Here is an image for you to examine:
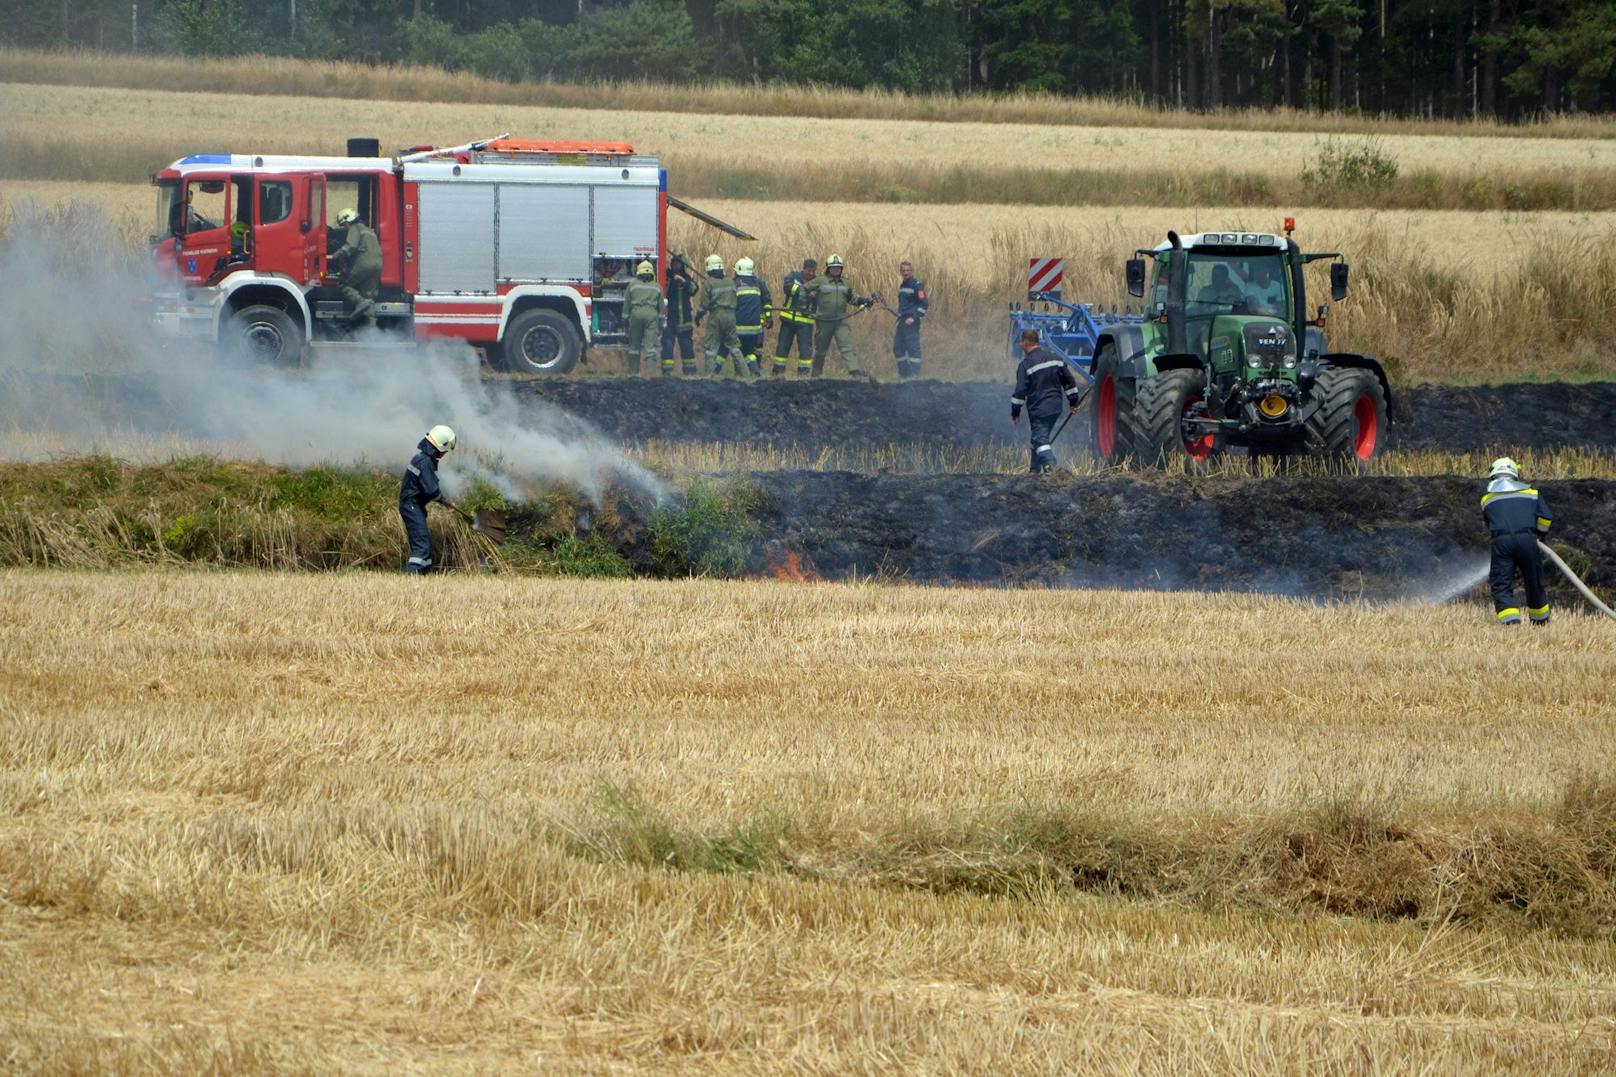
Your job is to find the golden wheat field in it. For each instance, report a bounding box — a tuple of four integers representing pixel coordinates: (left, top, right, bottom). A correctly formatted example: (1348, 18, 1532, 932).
(5, 79, 1616, 182)
(3, 571, 1615, 1071)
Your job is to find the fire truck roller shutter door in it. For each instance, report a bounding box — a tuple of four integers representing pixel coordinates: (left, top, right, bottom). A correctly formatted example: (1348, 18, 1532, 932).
(592, 186, 658, 259)
(498, 185, 590, 282)
(417, 183, 495, 293)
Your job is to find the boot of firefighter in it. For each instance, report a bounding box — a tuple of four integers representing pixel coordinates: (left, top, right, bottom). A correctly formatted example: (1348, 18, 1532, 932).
(747, 356, 762, 377)
(772, 361, 786, 377)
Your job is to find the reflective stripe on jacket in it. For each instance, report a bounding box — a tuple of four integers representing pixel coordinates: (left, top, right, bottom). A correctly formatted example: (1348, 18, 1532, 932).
(734, 274, 773, 332)
(1482, 477, 1552, 535)
(1011, 347, 1081, 418)
(780, 272, 814, 323)
(897, 276, 928, 318)
(400, 442, 442, 508)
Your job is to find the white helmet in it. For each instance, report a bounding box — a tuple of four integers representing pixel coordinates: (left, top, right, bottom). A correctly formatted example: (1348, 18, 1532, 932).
(425, 424, 456, 452)
(734, 256, 755, 276)
(1489, 457, 1519, 479)
(336, 208, 359, 226)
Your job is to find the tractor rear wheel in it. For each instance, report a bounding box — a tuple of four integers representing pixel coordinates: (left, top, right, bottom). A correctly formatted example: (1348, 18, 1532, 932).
(1305, 367, 1386, 466)
(1089, 344, 1136, 464)
(1133, 369, 1217, 463)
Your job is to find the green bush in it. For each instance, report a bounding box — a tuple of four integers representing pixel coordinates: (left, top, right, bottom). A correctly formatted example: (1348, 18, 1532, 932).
(1301, 137, 1400, 199)
(647, 477, 766, 577)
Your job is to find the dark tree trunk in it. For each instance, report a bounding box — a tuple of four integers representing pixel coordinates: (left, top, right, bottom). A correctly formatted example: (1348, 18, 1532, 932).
(1330, 35, 1343, 110)
(1452, 5, 1466, 117)
(1480, 0, 1499, 115)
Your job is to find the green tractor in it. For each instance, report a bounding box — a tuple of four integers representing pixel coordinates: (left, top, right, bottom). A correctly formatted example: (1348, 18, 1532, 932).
(1089, 227, 1389, 465)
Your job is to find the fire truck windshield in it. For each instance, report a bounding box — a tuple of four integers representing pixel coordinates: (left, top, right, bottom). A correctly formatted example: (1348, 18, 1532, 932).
(153, 180, 182, 240)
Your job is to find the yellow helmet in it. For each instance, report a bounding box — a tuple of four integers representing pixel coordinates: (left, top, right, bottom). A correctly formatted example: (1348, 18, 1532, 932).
(1489, 457, 1520, 479)
(425, 424, 456, 452)
(336, 208, 359, 226)
(825, 254, 845, 269)
(734, 256, 755, 276)
(705, 254, 724, 273)
(636, 260, 654, 278)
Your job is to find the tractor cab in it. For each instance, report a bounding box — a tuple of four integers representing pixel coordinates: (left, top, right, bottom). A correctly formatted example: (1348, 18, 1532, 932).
(1092, 224, 1385, 464)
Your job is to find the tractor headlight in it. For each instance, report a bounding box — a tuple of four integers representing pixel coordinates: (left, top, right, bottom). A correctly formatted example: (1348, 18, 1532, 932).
(1283, 356, 1297, 369)
(1248, 355, 1263, 369)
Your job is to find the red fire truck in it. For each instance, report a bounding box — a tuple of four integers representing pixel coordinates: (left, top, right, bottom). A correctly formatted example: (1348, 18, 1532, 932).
(149, 135, 749, 372)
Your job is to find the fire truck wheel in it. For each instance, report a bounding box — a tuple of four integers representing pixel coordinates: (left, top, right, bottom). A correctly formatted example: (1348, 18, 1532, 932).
(501, 308, 581, 374)
(223, 305, 304, 366)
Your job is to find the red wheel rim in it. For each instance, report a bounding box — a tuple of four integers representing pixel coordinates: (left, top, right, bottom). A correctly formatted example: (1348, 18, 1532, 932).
(1182, 393, 1214, 460)
(1096, 376, 1117, 458)
(1352, 394, 1378, 459)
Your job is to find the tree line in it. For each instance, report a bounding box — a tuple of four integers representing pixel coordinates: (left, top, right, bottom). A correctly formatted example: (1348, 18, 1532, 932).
(7, 0, 1613, 117)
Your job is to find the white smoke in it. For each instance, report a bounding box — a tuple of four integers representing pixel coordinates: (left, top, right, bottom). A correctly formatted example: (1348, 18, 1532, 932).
(0, 201, 665, 506)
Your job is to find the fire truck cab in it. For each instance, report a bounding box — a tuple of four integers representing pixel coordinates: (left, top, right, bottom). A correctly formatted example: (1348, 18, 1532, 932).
(149, 136, 704, 373)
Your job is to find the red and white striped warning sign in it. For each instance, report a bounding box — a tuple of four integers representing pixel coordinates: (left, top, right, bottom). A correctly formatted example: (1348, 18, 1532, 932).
(1028, 257, 1065, 299)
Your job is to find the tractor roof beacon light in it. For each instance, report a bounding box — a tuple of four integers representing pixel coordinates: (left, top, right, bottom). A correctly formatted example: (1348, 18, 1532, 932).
(1284, 216, 1296, 236)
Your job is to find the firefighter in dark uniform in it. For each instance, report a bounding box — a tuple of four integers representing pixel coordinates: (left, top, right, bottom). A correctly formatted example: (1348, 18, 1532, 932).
(1482, 457, 1553, 625)
(733, 256, 773, 378)
(894, 259, 928, 380)
(660, 253, 701, 377)
(331, 208, 382, 326)
(1010, 329, 1082, 472)
(400, 425, 457, 574)
(774, 258, 817, 377)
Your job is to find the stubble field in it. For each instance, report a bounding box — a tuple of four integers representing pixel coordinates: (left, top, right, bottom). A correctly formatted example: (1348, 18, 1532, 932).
(3, 571, 1615, 1071)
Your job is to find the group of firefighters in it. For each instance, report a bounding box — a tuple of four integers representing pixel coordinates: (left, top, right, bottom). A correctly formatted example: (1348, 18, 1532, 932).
(619, 253, 929, 381)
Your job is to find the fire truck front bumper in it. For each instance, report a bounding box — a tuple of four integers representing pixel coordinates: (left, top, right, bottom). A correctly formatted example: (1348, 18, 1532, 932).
(150, 290, 218, 340)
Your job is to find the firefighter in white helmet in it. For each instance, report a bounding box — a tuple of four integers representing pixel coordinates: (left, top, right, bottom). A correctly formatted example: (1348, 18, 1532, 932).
(622, 260, 664, 377)
(1482, 457, 1553, 625)
(400, 425, 457, 575)
(732, 256, 772, 378)
(331, 207, 383, 327)
(807, 254, 872, 378)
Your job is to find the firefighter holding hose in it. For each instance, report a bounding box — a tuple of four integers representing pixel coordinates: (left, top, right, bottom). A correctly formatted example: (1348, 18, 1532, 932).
(1010, 329, 1082, 473)
(808, 254, 871, 378)
(1483, 457, 1553, 625)
(774, 258, 817, 377)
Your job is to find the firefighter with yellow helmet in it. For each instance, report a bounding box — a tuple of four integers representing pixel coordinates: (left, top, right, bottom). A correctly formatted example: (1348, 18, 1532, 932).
(807, 253, 872, 378)
(696, 253, 746, 376)
(621, 260, 663, 376)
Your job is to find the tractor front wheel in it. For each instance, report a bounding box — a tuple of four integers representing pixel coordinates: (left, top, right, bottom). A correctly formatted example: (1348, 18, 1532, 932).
(1134, 369, 1217, 463)
(1305, 367, 1386, 466)
(1089, 344, 1136, 464)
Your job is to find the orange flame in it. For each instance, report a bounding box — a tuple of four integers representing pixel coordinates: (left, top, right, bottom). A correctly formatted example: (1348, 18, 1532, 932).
(764, 542, 816, 583)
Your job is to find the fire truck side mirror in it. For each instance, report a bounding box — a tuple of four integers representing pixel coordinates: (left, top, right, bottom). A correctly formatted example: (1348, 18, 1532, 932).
(1330, 261, 1349, 301)
(1125, 258, 1146, 298)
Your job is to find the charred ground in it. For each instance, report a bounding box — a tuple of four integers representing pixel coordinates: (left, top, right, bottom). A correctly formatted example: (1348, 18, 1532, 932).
(513, 378, 1616, 453)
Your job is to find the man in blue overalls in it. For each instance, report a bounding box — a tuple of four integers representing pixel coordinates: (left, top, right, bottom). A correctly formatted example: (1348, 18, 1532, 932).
(400, 424, 457, 574)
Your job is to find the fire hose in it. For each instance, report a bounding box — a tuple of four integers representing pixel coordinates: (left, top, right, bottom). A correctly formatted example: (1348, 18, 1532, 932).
(1538, 541, 1616, 622)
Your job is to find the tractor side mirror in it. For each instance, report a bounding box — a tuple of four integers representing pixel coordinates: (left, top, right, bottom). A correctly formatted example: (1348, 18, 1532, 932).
(1125, 258, 1146, 298)
(1330, 262, 1349, 301)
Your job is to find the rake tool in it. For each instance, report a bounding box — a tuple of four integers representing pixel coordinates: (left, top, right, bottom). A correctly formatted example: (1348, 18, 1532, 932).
(445, 503, 508, 544)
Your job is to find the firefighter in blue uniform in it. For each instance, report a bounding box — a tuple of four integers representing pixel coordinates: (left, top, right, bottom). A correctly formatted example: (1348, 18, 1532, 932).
(733, 256, 773, 378)
(400, 425, 457, 574)
(1482, 457, 1553, 625)
(894, 259, 928, 379)
(774, 258, 817, 377)
(1010, 329, 1082, 473)
(659, 253, 701, 377)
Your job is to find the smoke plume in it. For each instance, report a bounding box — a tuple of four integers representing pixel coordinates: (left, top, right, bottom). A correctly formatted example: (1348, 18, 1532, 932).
(0, 202, 664, 505)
